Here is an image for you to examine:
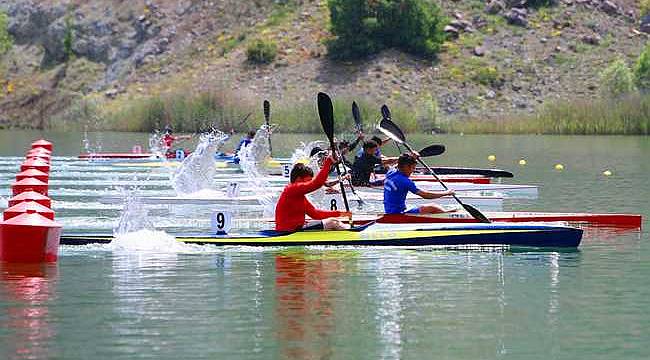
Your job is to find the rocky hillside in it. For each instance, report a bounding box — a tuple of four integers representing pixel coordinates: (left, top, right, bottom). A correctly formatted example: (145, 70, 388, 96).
(0, 0, 647, 129)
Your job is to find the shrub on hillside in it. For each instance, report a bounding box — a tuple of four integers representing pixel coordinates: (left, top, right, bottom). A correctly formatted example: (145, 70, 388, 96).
(634, 43, 650, 92)
(327, 0, 446, 60)
(246, 39, 277, 64)
(641, 0, 650, 16)
(0, 11, 13, 56)
(600, 58, 636, 98)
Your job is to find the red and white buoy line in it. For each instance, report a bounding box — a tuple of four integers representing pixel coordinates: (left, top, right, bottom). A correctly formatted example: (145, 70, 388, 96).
(0, 139, 62, 263)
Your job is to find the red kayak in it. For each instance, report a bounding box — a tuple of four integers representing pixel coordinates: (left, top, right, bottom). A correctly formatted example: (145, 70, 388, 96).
(375, 174, 491, 184)
(78, 151, 189, 159)
(372, 212, 642, 228)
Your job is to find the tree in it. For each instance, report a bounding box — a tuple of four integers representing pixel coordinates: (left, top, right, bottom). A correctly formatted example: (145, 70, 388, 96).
(600, 58, 635, 98)
(0, 11, 13, 56)
(634, 43, 650, 92)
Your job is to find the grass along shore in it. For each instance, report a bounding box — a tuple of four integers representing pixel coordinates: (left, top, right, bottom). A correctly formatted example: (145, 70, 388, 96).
(53, 88, 650, 136)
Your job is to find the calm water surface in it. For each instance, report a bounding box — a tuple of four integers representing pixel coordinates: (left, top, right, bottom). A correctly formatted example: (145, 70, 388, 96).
(0, 130, 648, 359)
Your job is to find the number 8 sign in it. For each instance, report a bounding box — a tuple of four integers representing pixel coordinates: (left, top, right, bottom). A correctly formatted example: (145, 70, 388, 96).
(211, 210, 233, 234)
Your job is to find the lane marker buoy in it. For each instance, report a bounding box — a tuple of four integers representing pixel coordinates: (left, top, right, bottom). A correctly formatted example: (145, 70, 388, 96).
(555, 164, 564, 171)
(488, 155, 496, 162)
(519, 159, 527, 166)
(603, 170, 612, 176)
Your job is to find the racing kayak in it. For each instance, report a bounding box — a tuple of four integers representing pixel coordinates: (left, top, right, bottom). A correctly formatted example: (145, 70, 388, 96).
(372, 212, 642, 228)
(376, 166, 514, 178)
(59, 223, 583, 248)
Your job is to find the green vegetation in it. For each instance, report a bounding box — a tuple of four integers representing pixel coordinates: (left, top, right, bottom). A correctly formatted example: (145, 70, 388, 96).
(641, 0, 650, 16)
(63, 10, 74, 61)
(246, 38, 277, 64)
(633, 43, 650, 92)
(442, 94, 650, 135)
(0, 11, 13, 56)
(600, 58, 635, 98)
(327, 0, 446, 60)
(59, 87, 421, 133)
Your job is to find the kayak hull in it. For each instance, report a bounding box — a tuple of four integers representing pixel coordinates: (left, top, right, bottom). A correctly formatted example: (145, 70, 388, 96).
(60, 224, 583, 248)
(375, 212, 643, 228)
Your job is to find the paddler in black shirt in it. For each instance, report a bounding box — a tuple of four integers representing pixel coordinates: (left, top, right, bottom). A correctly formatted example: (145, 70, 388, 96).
(351, 140, 397, 186)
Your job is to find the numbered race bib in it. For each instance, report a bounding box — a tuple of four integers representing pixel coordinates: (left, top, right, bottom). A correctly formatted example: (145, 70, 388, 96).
(175, 149, 186, 160)
(211, 210, 233, 234)
(226, 182, 241, 198)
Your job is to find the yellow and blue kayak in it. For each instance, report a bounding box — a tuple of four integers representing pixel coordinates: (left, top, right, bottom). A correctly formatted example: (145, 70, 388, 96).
(60, 223, 582, 248)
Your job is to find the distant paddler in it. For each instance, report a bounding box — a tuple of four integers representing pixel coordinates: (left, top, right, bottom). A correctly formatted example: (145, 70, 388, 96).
(161, 125, 192, 156)
(384, 153, 455, 214)
(232, 129, 257, 164)
(351, 140, 398, 187)
(275, 151, 351, 231)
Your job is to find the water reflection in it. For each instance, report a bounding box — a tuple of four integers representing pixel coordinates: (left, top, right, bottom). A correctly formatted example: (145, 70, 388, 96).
(0, 263, 58, 360)
(274, 250, 354, 360)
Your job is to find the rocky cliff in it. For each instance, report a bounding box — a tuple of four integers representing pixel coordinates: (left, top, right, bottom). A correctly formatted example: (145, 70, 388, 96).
(0, 0, 647, 129)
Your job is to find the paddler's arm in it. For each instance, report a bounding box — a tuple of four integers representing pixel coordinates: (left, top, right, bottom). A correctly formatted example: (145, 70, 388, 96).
(416, 189, 455, 199)
(349, 133, 363, 151)
(293, 155, 335, 194)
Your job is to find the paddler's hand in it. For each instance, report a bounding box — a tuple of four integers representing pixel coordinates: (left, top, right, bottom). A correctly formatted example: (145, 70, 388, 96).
(442, 190, 455, 197)
(328, 151, 339, 164)
(412, 151, 421, 159)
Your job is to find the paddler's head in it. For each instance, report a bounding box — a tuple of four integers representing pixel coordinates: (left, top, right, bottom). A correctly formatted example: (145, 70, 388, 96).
(290, 163, 314, 183)
(164, 125, 173, 135)
(247, 130, 256, 139)
(397, 153, 417, 176)
(371, 136, 384, 147)
(363, 140, 378, 156)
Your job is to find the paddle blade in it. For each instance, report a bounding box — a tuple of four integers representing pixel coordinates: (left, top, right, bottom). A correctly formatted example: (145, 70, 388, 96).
(263, 100, 270, 123)
(352, 101, 362, 132)
(378, 118, 406, 144)
(381, 104, 391, 120)
(317, 92, 335, 143)
(462, 203, 491, 223)
(419, 144, 445, 157)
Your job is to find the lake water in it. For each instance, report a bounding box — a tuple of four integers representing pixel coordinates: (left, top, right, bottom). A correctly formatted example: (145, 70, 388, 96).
(0, 130, 648, 359)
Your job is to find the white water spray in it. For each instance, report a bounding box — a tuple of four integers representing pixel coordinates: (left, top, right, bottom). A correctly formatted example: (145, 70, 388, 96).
(171, 130, 229, 195)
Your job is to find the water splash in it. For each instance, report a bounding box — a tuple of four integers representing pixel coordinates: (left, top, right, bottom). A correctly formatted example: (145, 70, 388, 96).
(238, 125, 279, 216)
(171, 130, 229, 195)
(148, 130, 164, 156)
(113, 190, 154, 236)
(108, 229, 189, 253)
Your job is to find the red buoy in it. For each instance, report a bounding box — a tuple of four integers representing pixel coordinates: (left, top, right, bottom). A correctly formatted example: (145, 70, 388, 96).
(27, 148, 52, 157)
(16, 169, 49, 183)
(0, 211, 62, 263)
(3, 200, 55, 221)
(11, 178, 48, 196)
(20, 158, 50, 173)
(8, 191, 51, 208)
(31, 139, 53, 152)
(25, 154, 51, 163)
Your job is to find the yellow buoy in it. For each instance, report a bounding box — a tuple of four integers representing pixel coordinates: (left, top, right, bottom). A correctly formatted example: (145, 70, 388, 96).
(519, 159, 527, 166)
(603, 170, 612, 176)
(488, 155, 496, 162)
(555, 164, 564, 171)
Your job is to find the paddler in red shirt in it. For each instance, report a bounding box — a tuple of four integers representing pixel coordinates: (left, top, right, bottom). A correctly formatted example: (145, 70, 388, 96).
(275, 151, 351, 231)
(161, 126, 191, 155)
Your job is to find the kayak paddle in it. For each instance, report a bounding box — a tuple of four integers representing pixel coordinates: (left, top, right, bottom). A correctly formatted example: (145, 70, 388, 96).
(378, 117, 491, 223)
(317, 92, 352, 221)
(381, 104, 403, 153)
(419, 144, 445, 157)
(263, 100, 272, 156)
(352, 101, 363, 133)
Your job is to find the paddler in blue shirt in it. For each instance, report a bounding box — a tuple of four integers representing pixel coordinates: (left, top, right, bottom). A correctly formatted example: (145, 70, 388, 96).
(384, 153, 455, 214)
(233, 130, 256, 164)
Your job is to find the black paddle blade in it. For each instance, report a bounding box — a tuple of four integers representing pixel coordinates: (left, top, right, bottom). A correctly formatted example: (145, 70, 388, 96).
(263, 100, 270, 122)
(462, 203, 491, 223)
(381, 104, 391, 120)
(419, 144, 445, 157)
(378, 118, 406, 143)
(317, 92, 335, 142)
(352, 101, 362, 132)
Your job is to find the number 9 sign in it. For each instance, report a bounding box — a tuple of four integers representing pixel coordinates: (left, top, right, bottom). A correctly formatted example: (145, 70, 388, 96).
(211, 210, 233, 234)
